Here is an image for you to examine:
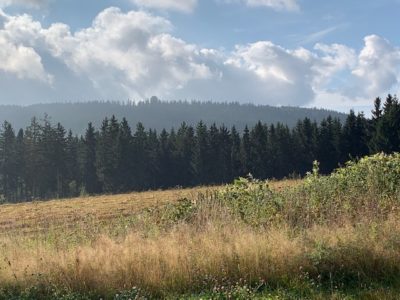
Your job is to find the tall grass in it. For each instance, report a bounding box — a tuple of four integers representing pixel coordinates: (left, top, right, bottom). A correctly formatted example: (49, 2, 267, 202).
(1, 153, 400, 299)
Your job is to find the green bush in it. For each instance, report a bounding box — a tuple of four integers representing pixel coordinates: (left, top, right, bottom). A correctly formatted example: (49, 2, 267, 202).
(214, 153, 400, 227)
(217, 176, 283, 226)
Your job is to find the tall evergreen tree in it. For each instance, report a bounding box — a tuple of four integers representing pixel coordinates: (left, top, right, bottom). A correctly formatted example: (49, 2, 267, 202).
(132, 122, 149, 190)
(230, 126, 242, 179)
(24, 117, 42, 199)
(371, 95, 400, 153)
(117, 118, 133, 192)
(0, 121, 17, 201)
(82, 123, 100, 194)
(218, 125, 233, 183)
(194, 121, 209, 184)
(65, 130, 80, 196)
(240, 125, 251, 175)
(14, 129, 25, 199)
(249, 121, 269, 178)
(176, 123, 195, 186)
(317, 117, 340, 174)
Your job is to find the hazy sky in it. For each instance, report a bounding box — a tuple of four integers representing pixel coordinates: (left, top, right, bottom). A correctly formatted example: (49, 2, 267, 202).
(0, 0, 399, 112)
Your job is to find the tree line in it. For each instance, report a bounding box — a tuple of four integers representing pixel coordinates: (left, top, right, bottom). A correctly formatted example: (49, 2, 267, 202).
(0, 97, 346, 135)
(0, 95, 399, 203)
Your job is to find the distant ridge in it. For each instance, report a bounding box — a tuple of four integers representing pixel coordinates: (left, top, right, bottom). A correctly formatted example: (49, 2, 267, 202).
(0, 99, 347, 133)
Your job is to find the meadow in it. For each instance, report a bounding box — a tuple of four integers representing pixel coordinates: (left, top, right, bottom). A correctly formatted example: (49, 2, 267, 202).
(1, 154, 400, 299)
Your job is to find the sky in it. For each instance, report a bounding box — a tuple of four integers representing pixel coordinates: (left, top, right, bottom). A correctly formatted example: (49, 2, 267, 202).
(0, 0, 399, 113)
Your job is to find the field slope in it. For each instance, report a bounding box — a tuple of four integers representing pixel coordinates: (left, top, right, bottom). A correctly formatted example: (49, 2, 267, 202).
(1, 155, 400, 299)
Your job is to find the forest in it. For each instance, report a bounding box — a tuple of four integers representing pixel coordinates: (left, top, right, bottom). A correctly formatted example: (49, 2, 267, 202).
(0, 95, 399, 203)
(0, 98, 346, 134)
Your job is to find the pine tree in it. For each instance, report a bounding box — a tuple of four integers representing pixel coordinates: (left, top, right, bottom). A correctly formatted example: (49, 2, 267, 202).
(317, 117, 340, 174)
(97, 116, 120, 192)
(82, 122, 100, 194)
(249, 121, 269, 179)
(65, 130, 80, 197)
(372, 97, 382, 121)
(208, 123, 221, 184)
(54, 123, 67, 197)
(146, 129, 160, 189)
(24, 117, 42, 199)
(117, 118, 133, 192)
(0, 121, 17, 201)
(15, 129, 25, 200)
(132, 122, 149, 190)
(194, 121, 209, 184)
(371, 95, 400, 153)
(240, 125, 251, 175)
(176, 123, 195, 186)
(273, 123, 294, 178)
(230, 126, 242, 179)
(218, 125, 232, 183)
(158, 129, 173, 188)
(292, 118, 317, 175)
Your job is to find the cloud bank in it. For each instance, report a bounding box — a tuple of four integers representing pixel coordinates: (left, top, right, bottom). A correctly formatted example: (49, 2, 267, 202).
(0, 7, 399, 107)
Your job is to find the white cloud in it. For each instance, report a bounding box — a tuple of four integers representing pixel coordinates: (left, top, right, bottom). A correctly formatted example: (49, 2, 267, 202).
(0, 36, 51, 82)
(0, 7, 399, 108)
(131, 0, 197, 13)
(221, 0, 299, 11)
(312, 43, 356, 87)
(0, 10, 52, 83)
(43, 7, 213, 98)
(351, 35, 400, 98)
(220, 41, 315, 104)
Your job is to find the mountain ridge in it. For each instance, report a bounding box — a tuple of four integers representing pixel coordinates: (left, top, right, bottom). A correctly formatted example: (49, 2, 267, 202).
(0, 100, 347, 134)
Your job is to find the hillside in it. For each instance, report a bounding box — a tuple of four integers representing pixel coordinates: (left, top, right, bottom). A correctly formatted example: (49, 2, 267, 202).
(1, 154, 400, 299)
(0, 180, 297, 238)
(0, 99, 346, 134)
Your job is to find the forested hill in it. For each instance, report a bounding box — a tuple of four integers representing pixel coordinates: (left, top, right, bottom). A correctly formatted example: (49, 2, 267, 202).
(0, 99, 346, 134)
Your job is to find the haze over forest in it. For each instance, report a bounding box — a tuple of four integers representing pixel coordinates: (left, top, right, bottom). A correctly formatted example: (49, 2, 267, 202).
(0, 98, 347, 134)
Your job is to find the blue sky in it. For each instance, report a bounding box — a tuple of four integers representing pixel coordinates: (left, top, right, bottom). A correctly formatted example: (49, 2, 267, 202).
(0, 0, 399, 113)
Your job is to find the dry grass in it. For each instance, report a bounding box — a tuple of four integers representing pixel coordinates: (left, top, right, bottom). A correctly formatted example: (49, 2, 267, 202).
(1, 218, 400, 298)
(0, 187, 214, 237)
(0, 180, 299, 237)
(2, 176, 398, 298)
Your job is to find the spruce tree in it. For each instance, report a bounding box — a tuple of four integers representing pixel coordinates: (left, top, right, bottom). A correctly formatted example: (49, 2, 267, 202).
(194, 121, 209, 185)
(0, 121, 17, 201)
(82, 122, 100, 194)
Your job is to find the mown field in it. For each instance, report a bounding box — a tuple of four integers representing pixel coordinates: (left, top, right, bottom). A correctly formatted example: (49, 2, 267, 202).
(1, 155, 400, 299)
(0, 181, 297, 239)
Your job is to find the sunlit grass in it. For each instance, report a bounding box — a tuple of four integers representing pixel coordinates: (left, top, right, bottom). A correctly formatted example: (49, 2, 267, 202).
(1, 153, 400, 300)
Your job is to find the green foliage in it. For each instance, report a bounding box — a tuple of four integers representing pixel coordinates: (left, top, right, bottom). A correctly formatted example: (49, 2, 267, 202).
(301, 153, 400, 221)
(0, 286, 92, 300)
(161, 198, 197, 224)
(218, 176, 282, 226)
(138, 153, 400, 230)
(205, 153, 400, 227)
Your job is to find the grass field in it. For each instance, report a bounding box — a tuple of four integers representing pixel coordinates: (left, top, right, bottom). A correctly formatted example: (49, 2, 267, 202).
(0, 186, 213, 237)
(0, 180, 298, 239)
(1, 155, 400, 300)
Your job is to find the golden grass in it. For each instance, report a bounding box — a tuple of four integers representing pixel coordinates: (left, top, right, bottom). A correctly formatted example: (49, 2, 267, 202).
(0, 180, 299, 237)
(1, 218, 400, 297)
(0, 187, 213, 236)
(6, 178, 397, 298)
